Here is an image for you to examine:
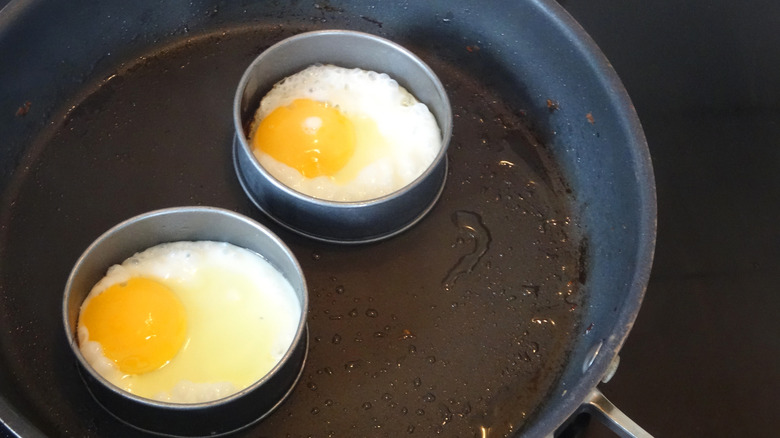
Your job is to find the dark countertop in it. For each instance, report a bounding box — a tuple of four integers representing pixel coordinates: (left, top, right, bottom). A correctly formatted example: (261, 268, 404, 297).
(559, 0, 780, 436)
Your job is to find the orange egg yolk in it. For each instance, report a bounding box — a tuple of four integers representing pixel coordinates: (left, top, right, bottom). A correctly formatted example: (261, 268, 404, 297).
(79, 277, 187, 375)
(252, 98, 357, 178)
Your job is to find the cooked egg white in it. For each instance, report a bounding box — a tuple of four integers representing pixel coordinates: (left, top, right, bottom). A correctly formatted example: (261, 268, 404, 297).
(77, 241, 301, 404)
(250, 64, 442, 202)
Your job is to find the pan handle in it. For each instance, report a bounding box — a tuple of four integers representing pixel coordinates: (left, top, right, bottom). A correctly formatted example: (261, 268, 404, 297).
(580, 388, 653, 438)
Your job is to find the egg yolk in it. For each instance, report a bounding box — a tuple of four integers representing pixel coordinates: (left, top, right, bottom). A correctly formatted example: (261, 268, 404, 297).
(79, 277, 187, 375)
(253, 98, 356, 178)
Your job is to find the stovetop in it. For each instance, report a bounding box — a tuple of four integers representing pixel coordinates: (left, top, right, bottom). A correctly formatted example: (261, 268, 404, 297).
(560, 0, 780, 436)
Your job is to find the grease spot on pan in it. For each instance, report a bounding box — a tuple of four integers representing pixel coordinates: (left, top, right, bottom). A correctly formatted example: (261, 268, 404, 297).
(442, 210, 491, 290)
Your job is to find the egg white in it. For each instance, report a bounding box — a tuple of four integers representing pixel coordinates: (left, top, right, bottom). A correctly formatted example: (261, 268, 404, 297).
(78, 241, 301, 404)
(250, 64, 442, 202)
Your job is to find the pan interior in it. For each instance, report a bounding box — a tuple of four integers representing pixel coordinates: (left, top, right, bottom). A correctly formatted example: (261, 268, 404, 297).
(0, 17, 585, 438)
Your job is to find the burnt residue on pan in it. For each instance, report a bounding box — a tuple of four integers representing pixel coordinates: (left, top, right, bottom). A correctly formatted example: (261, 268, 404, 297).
(0, 26, 584, 438)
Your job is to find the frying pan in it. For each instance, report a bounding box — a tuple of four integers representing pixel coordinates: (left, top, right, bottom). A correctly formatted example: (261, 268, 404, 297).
(0, 0, 656, 437)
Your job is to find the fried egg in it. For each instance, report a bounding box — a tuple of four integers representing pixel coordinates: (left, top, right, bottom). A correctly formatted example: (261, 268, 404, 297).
(77, 241, 301, 404)
(250, 64, 442, 202)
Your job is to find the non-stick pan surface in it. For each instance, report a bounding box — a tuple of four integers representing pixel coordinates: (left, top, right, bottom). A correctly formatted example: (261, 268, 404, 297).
(0, 1, 655, 437)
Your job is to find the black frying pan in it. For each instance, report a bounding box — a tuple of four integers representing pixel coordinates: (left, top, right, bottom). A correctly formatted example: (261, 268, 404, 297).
(0, 0, 655, 437)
